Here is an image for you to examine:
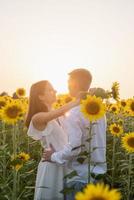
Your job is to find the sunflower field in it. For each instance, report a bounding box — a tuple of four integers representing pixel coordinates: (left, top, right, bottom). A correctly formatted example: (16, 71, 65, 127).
(0, 84, 134, 200)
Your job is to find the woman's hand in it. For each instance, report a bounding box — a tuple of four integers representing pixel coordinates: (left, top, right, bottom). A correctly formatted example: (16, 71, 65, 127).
(72, 92, 88, 107)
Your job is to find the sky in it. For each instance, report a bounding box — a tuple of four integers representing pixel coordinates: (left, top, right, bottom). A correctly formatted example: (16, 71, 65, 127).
(0, 0, 134, 98)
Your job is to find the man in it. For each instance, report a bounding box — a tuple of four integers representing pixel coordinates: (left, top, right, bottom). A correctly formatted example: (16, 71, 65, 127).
(44, 68, 107, 199)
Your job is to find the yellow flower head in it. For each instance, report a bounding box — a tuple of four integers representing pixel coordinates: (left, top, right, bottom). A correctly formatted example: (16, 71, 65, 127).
(75, 183, 121, 200)
(80, 95, 106, 121)
(120, 99, 127, 108)
(1, 101, 24, 124)
(14, 164, 23, 171)
(18, 152, 30, 162)
(0, 96, 7, 110)
(109, 123, 123, 137)
(109, 104, 119, 114)
(122, 132, 134, 153)
(125, 98, 134, 116)
(52, 102, 63, 109)
(16, 88, 26, 97)
(59, 94, 75, 104)
(52, 93, 75, 109)
(111, 82, 120, 101)
(64, 95, 74, 103)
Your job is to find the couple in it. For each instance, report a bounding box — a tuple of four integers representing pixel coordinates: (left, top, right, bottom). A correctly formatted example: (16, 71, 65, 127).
(25, 68, 107, 200)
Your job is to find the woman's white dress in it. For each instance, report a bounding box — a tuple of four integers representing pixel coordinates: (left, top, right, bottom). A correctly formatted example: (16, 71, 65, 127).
(27, 120, 68, 200)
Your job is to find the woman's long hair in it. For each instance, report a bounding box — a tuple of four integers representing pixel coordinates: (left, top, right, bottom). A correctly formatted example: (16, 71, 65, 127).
(25, 80, 49, 128)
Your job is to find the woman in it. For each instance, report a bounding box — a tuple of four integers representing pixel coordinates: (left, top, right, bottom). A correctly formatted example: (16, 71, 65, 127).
(25, 80, 80, 200)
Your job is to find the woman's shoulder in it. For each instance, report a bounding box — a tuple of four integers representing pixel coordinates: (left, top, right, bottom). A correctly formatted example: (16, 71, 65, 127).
(27, 120, 57, 140)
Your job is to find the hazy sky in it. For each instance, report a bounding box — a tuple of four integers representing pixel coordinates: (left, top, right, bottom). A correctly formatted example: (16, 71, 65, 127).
(0, 0, 134, 98)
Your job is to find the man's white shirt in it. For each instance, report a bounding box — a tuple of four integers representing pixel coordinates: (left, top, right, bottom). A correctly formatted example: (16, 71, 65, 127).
(51, 106, 107, 183)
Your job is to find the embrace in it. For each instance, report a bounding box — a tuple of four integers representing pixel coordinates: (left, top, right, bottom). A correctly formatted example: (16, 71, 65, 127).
(25, 68, 107, 200)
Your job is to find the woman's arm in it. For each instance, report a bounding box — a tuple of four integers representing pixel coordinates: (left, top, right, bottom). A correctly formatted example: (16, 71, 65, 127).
(32, 99, 80, 131)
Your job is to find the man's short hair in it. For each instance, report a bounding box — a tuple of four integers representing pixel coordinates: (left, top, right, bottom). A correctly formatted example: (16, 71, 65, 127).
(69, 68, 92, 91)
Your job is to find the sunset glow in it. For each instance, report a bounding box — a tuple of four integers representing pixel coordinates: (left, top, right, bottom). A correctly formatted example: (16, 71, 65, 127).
(0, 0, 134, 98)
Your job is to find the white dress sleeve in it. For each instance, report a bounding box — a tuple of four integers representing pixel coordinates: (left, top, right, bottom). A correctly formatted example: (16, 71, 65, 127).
(27, 121, 53, 140)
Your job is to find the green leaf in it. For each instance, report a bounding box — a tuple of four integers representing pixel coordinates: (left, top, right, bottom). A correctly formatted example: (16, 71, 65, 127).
(60, 186, 75, 194)
(64, 170, 77, 179)
(72, 144, 85, 151)
(77, 157, 86, 164)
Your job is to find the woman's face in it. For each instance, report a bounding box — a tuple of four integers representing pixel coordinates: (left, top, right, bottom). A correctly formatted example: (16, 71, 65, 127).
(39, 82, 57, 106)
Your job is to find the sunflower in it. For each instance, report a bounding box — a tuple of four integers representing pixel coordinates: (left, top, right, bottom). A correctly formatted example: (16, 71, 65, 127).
(18, 152, 30, 162)
(1, 101, 24, 124)
(125, 98, 134, 116)
(14, 164, 23, 171)
(11, 154, 23, 169)
(11, 152, 30, 164)
(117, 99, 128, 115)
(109, 104, 119, 114)
(16, 88, 26, 97)
(75, 183, 121, 200)
(52, 102, 63, 109)
(0, 96, 7, 109)
(14, 98, 28, 114)
(122, 132, 134, 153)
(60, 94, 75, 104)
(52, 95, 64, 109)
(80, 95, 106, 121)
(11, 152, 30, 171)
(52, 94, 75, 109)
(109, 123, 123, 137)
(111, 82, 120, 101)
(120, 99, 127, 108)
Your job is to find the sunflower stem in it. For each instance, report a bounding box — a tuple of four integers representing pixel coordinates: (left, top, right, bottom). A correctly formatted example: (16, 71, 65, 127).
(1, 122, 6, 177)
(12, 170, 17, 200)
(111, 136, 116, 187)
(127, 154, 132, 200)
(88, 122, 92, 183)
(13, 125, 17, 156)
(17, 170, 20, 197)
(12, 125, 17, 200)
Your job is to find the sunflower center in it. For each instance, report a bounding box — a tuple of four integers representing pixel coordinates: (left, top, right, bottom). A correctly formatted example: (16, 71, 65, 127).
(86, 102, 100, 115)
(127, 137, 134, 148)
(113, 126, 120, 133)
(19, 156, 25, 160)
(121, 101, 126, 107)
(6, 106, 21, 118)
(112, 107, 117, 112)
(18, 89, 24, 95)
(130, 102, 134, 111)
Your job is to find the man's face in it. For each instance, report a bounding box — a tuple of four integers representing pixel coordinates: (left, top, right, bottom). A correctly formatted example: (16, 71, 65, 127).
(68, 77, 79, 97)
